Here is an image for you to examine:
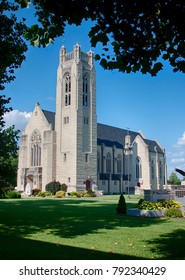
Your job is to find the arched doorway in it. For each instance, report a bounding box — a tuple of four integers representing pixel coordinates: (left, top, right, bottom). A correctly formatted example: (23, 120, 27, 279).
(86, 179, 91, 190)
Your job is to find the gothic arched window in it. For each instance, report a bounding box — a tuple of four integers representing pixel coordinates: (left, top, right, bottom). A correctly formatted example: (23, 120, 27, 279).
(31, 130, 41, 166)
(151, 159, 155, 179)
(106, 152, 111, 173)
(83, 75, 88, 107)
(136, 157, 142, 179)
(64, 74, 71, 106)
(159, 160, 162, 179)
(117, 154, 122, 173)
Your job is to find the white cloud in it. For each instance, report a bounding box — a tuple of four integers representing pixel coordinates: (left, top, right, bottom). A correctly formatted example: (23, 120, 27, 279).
(177, 131, 185, 146)
(167, 132, 185, 177)
(3, 110, 32, 131)
(171, 158, 185, 163)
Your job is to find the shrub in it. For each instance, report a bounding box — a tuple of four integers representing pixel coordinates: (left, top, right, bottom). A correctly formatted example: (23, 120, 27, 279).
(45, 181, 62, 195)
(61, 183, 68, 192)
(55, 191, 66, 198)
(137, 198, 144, 208)
(68, 191, 85, 198)
(87, 188, 96, 197)
(0, 182, 14, 199)
(37, 191, 51, 197)
(137, 199, 182, 210)
(116, 194, 127, 214)
(75, 191, 84, 198)
(137, 200, 154, 210)
(0, 187, 6, 199)
(164, 208, 183, 218)
(68, 191, 77, 197)
(7, 191, 21, 199)
(163, 200, 182, 209)
(32, 188, 41, 196)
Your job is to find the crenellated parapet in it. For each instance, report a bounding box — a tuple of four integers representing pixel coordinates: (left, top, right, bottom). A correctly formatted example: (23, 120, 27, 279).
(60, 43, 94, 67)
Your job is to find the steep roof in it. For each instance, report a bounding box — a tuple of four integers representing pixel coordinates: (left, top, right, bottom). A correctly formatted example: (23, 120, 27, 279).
(42, 110, 55, 130)
(41, 109, 164, 154)
(97, 123, 164, 154)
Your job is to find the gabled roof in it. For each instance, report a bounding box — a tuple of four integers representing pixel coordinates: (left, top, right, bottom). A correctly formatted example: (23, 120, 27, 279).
(97, 123, 164, 154)
(40, 109, 164, 154)
(42, 110, 55, 130)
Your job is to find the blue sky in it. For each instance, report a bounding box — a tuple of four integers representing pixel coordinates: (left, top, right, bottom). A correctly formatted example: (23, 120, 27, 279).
(3, 8, 185, 178)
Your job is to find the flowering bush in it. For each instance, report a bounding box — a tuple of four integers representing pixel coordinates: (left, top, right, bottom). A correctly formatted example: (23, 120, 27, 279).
(137, 199, 181, 210)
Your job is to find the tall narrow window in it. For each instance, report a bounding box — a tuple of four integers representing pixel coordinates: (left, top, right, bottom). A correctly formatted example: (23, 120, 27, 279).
(97, 152, 100, 173)
(64, 153, 67, 162)
(159, 160, 162, 179)
(106, 152, 111, 173)
(83, 75, 88, 107)
(65, 74, 71, 106)
(85, 153, 89, 163)
(117, 154, 122, 173)
(151, 159, 155, 179)
(136, 157, 142, 179)
(31, 130, 41, 166)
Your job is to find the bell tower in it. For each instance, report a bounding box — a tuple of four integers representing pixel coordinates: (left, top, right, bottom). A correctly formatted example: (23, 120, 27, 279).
(55, 44, 97, 191)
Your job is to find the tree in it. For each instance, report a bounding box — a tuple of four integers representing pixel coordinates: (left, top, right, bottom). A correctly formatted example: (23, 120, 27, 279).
(0, 94, 12, 129)
(0, 0, 28, 91)
(0, 126, 20, 186)
(17, 0, 185, 76)
(0, 0, 28, 137)
(116, 194, 127, 214)
(168, 172, 181, 185)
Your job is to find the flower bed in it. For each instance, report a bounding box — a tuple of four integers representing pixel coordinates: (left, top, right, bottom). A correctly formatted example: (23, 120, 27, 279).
(127, 199, 184, 217)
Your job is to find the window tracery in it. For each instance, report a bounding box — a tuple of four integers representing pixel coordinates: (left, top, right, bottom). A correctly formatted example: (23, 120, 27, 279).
(64, 74, 71, 106)
(31, 130, 41, 166)
(83, 75, 88, 107)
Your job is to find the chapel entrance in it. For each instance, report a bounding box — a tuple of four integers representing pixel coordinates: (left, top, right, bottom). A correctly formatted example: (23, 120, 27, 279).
(24, 167, 42, 192)
(86, 179, 91, 190)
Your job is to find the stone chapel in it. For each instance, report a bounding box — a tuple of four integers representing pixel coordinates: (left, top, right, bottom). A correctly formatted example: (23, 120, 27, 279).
(17, 44, 167, 194)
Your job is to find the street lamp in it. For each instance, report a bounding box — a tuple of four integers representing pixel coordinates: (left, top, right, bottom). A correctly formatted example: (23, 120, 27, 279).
(125, 145, 133, 198)
(124, 129, 133, 198)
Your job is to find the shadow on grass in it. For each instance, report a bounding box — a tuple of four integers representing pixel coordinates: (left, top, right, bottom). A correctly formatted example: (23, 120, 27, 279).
(0, 198, 167, 238)
(0, 233, 146, 260)
(146, 228, 185, 260)
(0, 198, 179, 260)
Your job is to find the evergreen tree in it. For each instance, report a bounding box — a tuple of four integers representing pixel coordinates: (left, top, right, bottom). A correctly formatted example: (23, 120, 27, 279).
(116, 194, 127, 214)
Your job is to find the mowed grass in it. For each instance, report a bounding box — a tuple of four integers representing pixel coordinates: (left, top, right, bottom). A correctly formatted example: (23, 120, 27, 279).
(0, 195, 185, 260)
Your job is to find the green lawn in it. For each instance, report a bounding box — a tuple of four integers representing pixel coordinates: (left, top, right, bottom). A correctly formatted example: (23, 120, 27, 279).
(0, 195, 185, 260)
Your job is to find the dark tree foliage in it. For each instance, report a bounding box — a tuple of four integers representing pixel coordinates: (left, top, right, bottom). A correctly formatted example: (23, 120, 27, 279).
(0, 95, 12, 130)
(0, 126, 20, 186)
(116, 194, 127, 214)
(45, 181, 62, 195)
(0, 0, 28, 152)
(17, 0, 185, 76)
(0, 1, 27, 186)
(0, 0, 28, 91)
